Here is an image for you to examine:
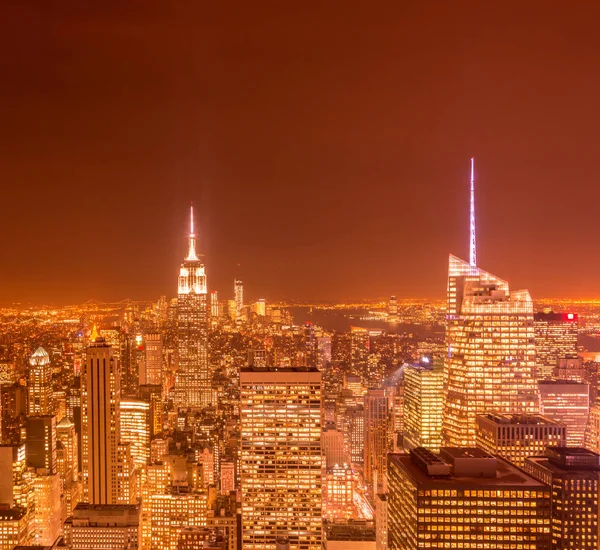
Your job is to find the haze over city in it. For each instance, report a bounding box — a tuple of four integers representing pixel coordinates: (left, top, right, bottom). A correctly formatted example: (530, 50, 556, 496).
(3, 1, 600, 304)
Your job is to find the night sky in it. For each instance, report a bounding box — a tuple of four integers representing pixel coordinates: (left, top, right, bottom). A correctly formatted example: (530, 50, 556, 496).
(2, 1, 600, 304)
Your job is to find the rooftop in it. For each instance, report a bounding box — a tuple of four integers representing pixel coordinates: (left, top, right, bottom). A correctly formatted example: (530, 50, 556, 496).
(478, 413, 563, 426)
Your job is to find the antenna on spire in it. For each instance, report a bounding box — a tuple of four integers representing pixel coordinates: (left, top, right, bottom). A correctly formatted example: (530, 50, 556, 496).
(469, 157, 477, 267)
(186, 203, 199, 261)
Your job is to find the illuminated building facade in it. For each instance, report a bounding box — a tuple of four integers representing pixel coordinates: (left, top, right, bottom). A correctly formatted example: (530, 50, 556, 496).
(56, 416, 81, 518)
(350, 327, 369, 380)
(345, 405, 364, 466)
(538, 381, 589, 447)
(28, 347, 53, 416)
(240, 367, 322, 550)
(364, 388, 390, 491)
(584, 404, 600, 453)
(475, 413, 566, 468)
(525, 447, 600, 549)
(387, 295, 398, 323)
(82, 337, 120, 504)
(388, 447, 551, 549)
(120, 398, 150, 469)
(31, 472, 61, 545)
(375, 493, 387, 550)
(534, 311, 578, 381)
(322, 427, 349, 468)
(65, 502, 141, 550)
(442, 255, 538, 447)
(323, 466, 356, 517)
(0, 507, 28, 550)
(403, 358, 443, 453)
(175, 205, 210, 409)
(234, 279, 243, 320)
(143, 333, 163, 386)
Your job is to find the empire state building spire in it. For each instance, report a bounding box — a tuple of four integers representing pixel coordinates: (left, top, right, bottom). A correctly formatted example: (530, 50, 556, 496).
(186, 203, 199, 262)
(469, 157, 477, 267)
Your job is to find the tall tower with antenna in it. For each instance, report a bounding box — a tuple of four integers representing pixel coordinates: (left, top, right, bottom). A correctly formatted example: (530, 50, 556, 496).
(174, 204, 211, 408)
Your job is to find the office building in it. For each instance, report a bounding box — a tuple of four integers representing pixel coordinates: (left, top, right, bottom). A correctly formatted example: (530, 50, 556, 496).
(82, 336, 121, 504)
(442, 255, 538, 447)
(402, 358, 443, 453)
(120, 398, 150, 469)
(31, 472, 61, 545)
(387, 296, 398, 323)
(175, 205, 211, 409)
(25, 415, 57, 473)
(388, 447, 551, 549)
(322, 427, 349, 468)
(0, 507, 28, 550)
(28, 347, 53, 416)
(240, 367, 322, 550)
(476, 413, 566, 468)
(538, 381, 589, 446)
(143, 333, 163, 386)
(234, 279, 243, 320)
(584, 404, 600, 453)
(525, 447, 600, 549)
(534, 311, 578, 381)
(364, 389, 390, 492)
(375, 493, 387, 550)
(65, 502, 141, 550)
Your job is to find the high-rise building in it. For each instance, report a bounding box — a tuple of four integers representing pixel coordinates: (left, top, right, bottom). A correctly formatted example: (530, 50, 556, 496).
(56, 416, 81, 518)
(143, 333, 163, 386)
(525, 447, 600, 550)
(364, 388, 390, 492)
(234, 279, 243, 320)
(175, 205, 210, 409)
(25, 415, 56, 473)
(82, 337, 121, 504)
(119, 398, 150, 469)
(403, 358, 443, 453)
(350, 327, 369, 380)
(534, 311, 578, 380)
(584, 404, 600, 453)
(554, 356, 585, 383)
(240, 367, 322, 550)
(442, 162, 538, 447)
(387, 296, 398, 323)
(375, 493, 388, 550)
(210, 290, 220, 318)
(28, 347, 53, 416)
(322, 427, 349, 468)
(476, 413, 566, 468)
(254, 298, 266, 316)
(442, 255, 538, 447)
(538, 381, 590, 447)
(344, 405, 364, 467)
(64, 502, 141, 550)
(388, 447, 551, 550)
(31, 471, 61, 545)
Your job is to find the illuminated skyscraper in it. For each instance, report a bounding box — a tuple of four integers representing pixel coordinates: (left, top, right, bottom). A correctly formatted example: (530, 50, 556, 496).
(403, 358, 443, 453)
(28, 347, 53, 416)
(442, 255, 538, 446)
(175, 205, 210, 409)
(388, 447, 551, 550)
(525, 447, 600, 550)
(387, 296, 398, 323)
(442, 160, 538, 447)
(363, 388, 390, 492)
(119, 398, 150, 469)
(534, 311, 578, 380)
(234, 279, 243, 320)
(476, 413, 566, 468)
(143, 333, 163, 386)
(82, 337, 121, 504)
(240, 367, 322, 550)
(538, 381, 590, 446)
(210, 290, 220, 318)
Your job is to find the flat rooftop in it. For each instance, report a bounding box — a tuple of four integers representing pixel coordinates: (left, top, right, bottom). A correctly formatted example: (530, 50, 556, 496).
(389, 453, 547, 488)
(478, 413, 563, 426)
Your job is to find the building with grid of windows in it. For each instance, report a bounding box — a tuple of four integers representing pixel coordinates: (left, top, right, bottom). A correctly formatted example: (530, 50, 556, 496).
(442, 255, 539, 447)
(403, 358, 443, 453)
(534, 311, 578, 381)
(387, 447, 552, 550)
(524, 447, 600, 549)
(240, 367, 322, 550)
(476, 413, 566, 468)
(538, 381, 590, 447)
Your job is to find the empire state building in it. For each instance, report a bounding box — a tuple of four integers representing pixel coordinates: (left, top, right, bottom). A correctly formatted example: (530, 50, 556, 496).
(174, 205, 211, 408)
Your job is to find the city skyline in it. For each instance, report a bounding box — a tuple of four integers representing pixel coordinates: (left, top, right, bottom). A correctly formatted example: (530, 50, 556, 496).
(3, 3, 600, 304)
